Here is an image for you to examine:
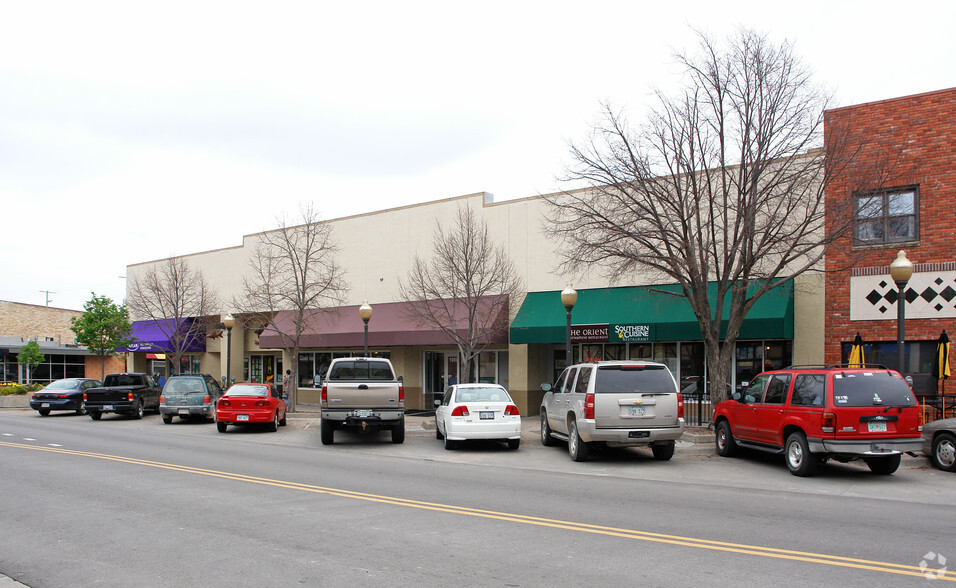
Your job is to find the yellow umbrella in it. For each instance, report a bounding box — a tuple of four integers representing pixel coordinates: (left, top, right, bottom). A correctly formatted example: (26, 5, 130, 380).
(933, 330, 951, 391)
(848, 333, 865, 368)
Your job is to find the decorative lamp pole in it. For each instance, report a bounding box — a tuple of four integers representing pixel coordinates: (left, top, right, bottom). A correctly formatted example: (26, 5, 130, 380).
(222, 314, 235, 388)
(889, 250, 914, 376)
(561, 283, 578, 367)
(359, 300, 373, 357)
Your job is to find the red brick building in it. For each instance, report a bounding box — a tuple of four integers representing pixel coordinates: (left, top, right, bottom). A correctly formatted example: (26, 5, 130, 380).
(824, 88, 956, 397)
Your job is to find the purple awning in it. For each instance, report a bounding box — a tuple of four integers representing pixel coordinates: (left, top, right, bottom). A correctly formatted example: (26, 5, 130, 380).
(117, 319, 206, 353)
(258, 296, 509, 349)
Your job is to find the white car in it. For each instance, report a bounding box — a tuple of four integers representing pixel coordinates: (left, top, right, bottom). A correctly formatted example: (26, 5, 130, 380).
(434, 384, 522, 450)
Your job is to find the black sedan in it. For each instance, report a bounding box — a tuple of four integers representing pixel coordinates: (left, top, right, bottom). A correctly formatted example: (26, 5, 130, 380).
(30, 378, 102, 416)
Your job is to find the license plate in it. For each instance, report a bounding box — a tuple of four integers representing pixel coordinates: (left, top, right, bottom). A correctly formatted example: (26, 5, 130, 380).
(104, 405, 113, 410)
(628, 406, 646, 416)
(237, 414, 249, 421)
(479, 411, 494, 420)
(41, 403, 50, 408)
(178, 409, 190, 415)
(868, 421, 887, 432)
(356, 410, 372, 417)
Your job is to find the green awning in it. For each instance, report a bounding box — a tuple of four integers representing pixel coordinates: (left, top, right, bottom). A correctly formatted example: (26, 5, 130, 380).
(510, 280, 794, 344)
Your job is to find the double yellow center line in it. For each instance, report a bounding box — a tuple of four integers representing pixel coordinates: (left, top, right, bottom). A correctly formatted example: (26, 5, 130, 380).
(3, 441, 949, 581)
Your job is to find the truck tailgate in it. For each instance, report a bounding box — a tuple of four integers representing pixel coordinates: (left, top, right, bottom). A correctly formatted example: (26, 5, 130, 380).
(326, 382, 401, 409)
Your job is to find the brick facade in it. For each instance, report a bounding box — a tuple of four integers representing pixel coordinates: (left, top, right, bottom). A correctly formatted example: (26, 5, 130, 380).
(824, 88, 956, 369)
(0, 300, 82, 343)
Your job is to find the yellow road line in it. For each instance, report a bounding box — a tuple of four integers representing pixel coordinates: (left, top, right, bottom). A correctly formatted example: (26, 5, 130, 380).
(3, 441, 950, 581)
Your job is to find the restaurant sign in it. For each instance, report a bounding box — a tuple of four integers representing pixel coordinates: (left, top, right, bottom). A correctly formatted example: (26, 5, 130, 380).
(611, 323, 653, 342)
(570, 323, 653, 343)
(570, 323, 609, 343)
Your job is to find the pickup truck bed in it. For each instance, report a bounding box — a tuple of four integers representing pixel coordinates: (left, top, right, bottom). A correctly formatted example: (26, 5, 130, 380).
(85, 373, 162, 420)
(320, 358, 405, 444)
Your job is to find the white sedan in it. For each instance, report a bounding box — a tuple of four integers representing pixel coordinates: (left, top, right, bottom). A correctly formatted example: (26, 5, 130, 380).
(434, 384, 522, 450)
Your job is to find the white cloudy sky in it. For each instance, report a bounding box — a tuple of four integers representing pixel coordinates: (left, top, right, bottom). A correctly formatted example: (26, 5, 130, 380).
(2, 0, 954, 311)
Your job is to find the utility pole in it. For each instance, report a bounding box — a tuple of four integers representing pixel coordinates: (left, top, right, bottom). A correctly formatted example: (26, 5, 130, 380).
(39, 290, 55, 306)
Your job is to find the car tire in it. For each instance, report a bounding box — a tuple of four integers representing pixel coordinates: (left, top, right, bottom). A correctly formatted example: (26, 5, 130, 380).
(320, 419, 334, 445)
(865, 454, 902, 475)
(443, 423, 456, 450)
(651, 441, 675, 461)
(540, 411, 556, 447)
(162, 414, 173, 424)
(785, 432, 817, 477)
(435, 418, 444, 440)
(132, 400, 144, 420)
(716, 420, 737, 457)
(508, 438, 520, 450)
(89, 410, 101, 420)
(279, 411, 287, 427)
(931, 432, 956, 472)
(391, 416, 405, 444)
(568, 419, 590, 462)
(76, 401, 86, 415)
(38, 409, 51, 416)
(216, 421, 227, 433)
(268, 411, 279, 432)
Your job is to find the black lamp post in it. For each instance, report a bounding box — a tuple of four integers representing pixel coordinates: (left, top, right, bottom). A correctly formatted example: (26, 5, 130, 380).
(359, 300, 373, 357)
(222, 314, 234, 388)
(889, 250, 914, 375)
(561, 283, 577, 367)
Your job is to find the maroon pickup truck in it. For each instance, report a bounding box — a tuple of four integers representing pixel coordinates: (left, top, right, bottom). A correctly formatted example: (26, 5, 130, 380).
(84, 373, 162, 420)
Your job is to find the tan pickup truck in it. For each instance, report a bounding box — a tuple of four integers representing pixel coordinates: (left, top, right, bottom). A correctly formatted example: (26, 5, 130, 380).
(320, 357, 405, 444)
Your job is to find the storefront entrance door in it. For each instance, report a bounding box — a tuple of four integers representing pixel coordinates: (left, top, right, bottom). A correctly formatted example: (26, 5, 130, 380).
(424, 352, 459, 410)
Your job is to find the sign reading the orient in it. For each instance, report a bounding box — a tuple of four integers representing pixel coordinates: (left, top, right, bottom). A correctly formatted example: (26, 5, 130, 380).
(611, 324, 653, 342)
(570, 324, 609, 343)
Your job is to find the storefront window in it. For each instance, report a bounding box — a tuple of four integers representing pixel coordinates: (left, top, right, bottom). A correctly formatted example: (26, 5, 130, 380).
(604, 344, 625, 361)
(680, 342, 705, 396)
(478, 351, 497, 383)
(629, 344, 653, 360)
(582, 344, 603, 362)
(654, 343, 678, 375)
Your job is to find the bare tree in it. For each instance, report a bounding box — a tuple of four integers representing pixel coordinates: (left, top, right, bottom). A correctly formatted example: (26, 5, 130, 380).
(400, 205, 523, 383)
(236, 203, 347, 410)
(548, 29, 865, 404)
(127, 257, 221, 375)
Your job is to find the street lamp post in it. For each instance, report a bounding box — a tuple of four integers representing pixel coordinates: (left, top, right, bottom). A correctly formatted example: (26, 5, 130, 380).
(889, 250, 914, 376)
(222, 314, 234, 388)
(359, 301, 373, 357)
(561, 283, 578, 367)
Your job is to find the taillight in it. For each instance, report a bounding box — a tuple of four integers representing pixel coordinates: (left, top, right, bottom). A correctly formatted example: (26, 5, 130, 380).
(321, 384, 328, 404)
(677, 394, 684, 419)
(127, 392, 134, 401)
(83, 393, 87, 401)
(203, 395, 211, 404)
(584, 393, 595, 419)
(504, 405, 520, 416)
(399, 384, 405, 404)
(159, 395, 166, 404)
(58, 394, 68, 399)
(255, 400, 268, 407)
(917, 408, 924, 432)
(219, 399, 231, 407)
(821, 412, 836, 434)
(451, 405, 470, 417)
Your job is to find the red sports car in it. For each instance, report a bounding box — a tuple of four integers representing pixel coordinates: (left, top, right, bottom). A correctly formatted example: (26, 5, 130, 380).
(215, 383, 287, 433)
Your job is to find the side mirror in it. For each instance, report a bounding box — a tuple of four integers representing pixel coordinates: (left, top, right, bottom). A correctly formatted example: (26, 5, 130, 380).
(434, 399, 442, 407)
(744, 394, 756, 404)
(732, 392, 742, 402)
(540, 383, 552, 392)
(313, 375, 322, 387)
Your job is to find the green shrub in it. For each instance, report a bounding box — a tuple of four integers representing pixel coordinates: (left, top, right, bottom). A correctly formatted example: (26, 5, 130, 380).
(0, 383, 42, 395)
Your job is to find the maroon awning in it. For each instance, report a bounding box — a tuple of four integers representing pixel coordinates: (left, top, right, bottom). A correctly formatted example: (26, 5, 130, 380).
(258, 296, 509, 349)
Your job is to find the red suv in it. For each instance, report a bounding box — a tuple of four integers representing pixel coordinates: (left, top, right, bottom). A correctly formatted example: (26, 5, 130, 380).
(712, 365, 923, 476)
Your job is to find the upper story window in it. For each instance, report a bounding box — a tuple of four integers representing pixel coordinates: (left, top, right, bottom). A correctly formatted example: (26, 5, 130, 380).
(854, 187, 919, 245)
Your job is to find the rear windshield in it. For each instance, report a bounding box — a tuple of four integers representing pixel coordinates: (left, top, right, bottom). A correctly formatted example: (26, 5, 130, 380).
(594, 365, 675, 394)
(45, 380, 78, 390)
(328, 361, 394, 381)
(832, 372, 917, 407)
(103, 374, 143, 387)
(225, 385, 269, 397)
(163, 378, 205, 394)
(454, 387, 511, 403)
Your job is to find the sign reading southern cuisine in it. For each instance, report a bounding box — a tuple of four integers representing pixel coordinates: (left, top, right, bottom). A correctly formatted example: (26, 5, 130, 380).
(570, 323, 653, 343)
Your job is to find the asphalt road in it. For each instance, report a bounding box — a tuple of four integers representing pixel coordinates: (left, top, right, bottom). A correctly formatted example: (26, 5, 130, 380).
(1, 409, 954, 587)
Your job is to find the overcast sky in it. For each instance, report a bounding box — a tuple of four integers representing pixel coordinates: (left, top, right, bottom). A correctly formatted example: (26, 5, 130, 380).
(2, 0, 954, 312)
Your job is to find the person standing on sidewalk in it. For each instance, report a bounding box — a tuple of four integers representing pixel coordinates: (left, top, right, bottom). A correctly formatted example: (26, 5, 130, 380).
(282, 369, 295, 412)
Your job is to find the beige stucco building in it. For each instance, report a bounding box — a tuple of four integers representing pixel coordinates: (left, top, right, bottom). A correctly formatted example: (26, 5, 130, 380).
(125, 190, 824, 416)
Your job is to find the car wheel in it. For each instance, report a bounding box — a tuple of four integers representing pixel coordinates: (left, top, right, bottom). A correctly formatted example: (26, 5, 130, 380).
(435, 417, 444, 439)
(391, 416, 405, 444)
(89, 410, 102, 421)
(443, 422, 456, 450)
(268, 411, 279, 432)
(865, 454, 902, 475)
(508, 438, 520, 450)
(162, 414, 173, 424)
(785, 432, 817, 477)
(716, 420, 737, 457)
(540, 412, 556, 447)
(38, 409, 51, 416)
(76, 401, 86, 415)
(132, 400, 144, 420)
(568, 420, 590, 462)
(931, 432, 956, 472)
(652, 441, 675, 461)
(320, 418, 334, 445)
(279, 411, 287, 426)
(216, 421, 227, 433)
